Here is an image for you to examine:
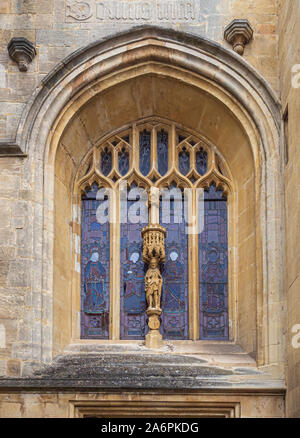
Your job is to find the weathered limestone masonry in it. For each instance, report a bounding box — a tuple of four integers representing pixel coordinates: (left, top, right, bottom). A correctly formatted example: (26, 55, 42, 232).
(0, 0, 280, 370)
(278, 0, 300, 419)
(0, 0, 279, 143)
(0, 0, 295, 418)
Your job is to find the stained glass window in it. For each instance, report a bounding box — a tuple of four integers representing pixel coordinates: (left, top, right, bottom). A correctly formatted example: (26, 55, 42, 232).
(157, 130, 168, 176)
(118, 147, 129, 176)
(139, 130, 151, 176)
(79, 120, 230, 342)
(199, 184, 228, 340)
(160, 195, 189, 340)
(81, 184, 110, 339)
(101, 147, 112, 176)
(120, 196, 147, 340)
(196, 148, 208, 176)
(179, 147, 190, 175)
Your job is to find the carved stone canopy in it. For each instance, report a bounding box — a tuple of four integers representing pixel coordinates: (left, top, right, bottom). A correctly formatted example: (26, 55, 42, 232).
(142, 224, 166, 264)
(7, 37, 37, 72)
(224, 19, 253, 55)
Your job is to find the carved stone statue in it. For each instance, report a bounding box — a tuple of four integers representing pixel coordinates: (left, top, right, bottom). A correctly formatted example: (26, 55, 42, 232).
(145, 258, 163, 310)
(141, 224, 166, 349)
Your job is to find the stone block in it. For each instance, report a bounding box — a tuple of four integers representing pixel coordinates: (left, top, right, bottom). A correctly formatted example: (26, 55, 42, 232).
(0, 0, 10, 14)
(22, 360, 44, 377)
(12, 199, 31, 217)
(0, 13, 35, 31)
(257, 23, 276, 34)
(0, 102, 24, 143)
(0, 402, 22, 418)
(36, 29, 87, 47)
(12, 342, 42, 362)
(0, 246, 15, 265)
(0, 174, 19, 191)
(0, 64, 7, 89)
(199, 0, 225, 14)
(11, 0, 54, 14)
(0, 261, 9, 284)
(44, 402, 67, 418)
(16, 227, 33, 257)
(0, 288, 26, 310)
(0, 324, 6, 349)
(0, 359, 6, 376)
(7, 74, 38, 101)
(6, 359, 21, 377)
(39, 45, 74, 73)
(7, 260, 32, 288)
(0, 116, 7, 139)
(12, 216, 25, 229)
(0, 201, 11, 228)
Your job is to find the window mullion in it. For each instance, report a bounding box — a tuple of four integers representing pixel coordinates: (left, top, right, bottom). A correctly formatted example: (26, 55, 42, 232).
(110, 187, 120, 340)
(187, 188, 199, 340)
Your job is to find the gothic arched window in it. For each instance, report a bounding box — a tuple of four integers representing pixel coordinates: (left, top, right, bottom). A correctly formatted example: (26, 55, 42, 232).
(77, 118, 231, 341)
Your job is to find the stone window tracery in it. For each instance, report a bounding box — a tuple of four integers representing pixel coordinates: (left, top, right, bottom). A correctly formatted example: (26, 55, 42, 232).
(76, 118, 232, 341)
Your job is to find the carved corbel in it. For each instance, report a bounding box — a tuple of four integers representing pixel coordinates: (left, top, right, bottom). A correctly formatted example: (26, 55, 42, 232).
(7, 37, 36, 72)
(224, 19, 253, 55)
(142, 224, 166, 349)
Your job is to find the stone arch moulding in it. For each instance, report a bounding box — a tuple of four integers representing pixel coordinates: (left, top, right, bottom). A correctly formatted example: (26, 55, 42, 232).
(12, 26, 284, 372)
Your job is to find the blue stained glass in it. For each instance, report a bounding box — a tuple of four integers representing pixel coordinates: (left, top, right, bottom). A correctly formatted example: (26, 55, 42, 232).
(160, 197, 189, 340)
(157, 130, 168, 176)
(196, 148, 208, 176)
(139, 130, 151, 176)
(101, 147, 112, 176)
(178, 135, 186, 143)
(81, 184, 110, 339)
(118, 147, 129, 176)
(199, 185, 228, 340)
(179, 147, 190, 175)
(120, 198, 147, 340)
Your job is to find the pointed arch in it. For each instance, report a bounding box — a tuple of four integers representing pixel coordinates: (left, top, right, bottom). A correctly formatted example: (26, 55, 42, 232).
(13, 27, 283, 369)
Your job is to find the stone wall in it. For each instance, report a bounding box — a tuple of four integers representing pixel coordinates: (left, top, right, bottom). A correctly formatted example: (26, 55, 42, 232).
(278, 0, 300, 419)
(0, 0, 279, 143)
(0, 155, 33, 378)
(0, 0, 290, 419)
(0, 1, 282, 372)
(0, 390, 285, 418)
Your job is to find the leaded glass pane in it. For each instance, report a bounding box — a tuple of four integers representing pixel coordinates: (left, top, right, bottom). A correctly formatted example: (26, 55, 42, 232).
(199, 185, 228, 340)
(81, 184, 110, 339)
(178, 135, 187, 143)
(179, 147, 190, 175)
(157, 130, 168, 176)
(120, 198, 147, 340)
(118, 147, 129, 176)
(139, 130, 151, 176)
(101, 147, 112, 176)
(160, 197, 189, 340)
(196, 148, 208, 176)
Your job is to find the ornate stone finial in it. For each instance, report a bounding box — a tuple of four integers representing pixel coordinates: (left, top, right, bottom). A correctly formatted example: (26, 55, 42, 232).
(7, 37, 37, 72)
(142, 224, 166, 349)
(224, 19, 253, 55)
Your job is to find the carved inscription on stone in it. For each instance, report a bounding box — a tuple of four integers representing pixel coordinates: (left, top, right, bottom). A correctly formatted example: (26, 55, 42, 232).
(66, 0, 198, 23)
(66, 0, 93, 20)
